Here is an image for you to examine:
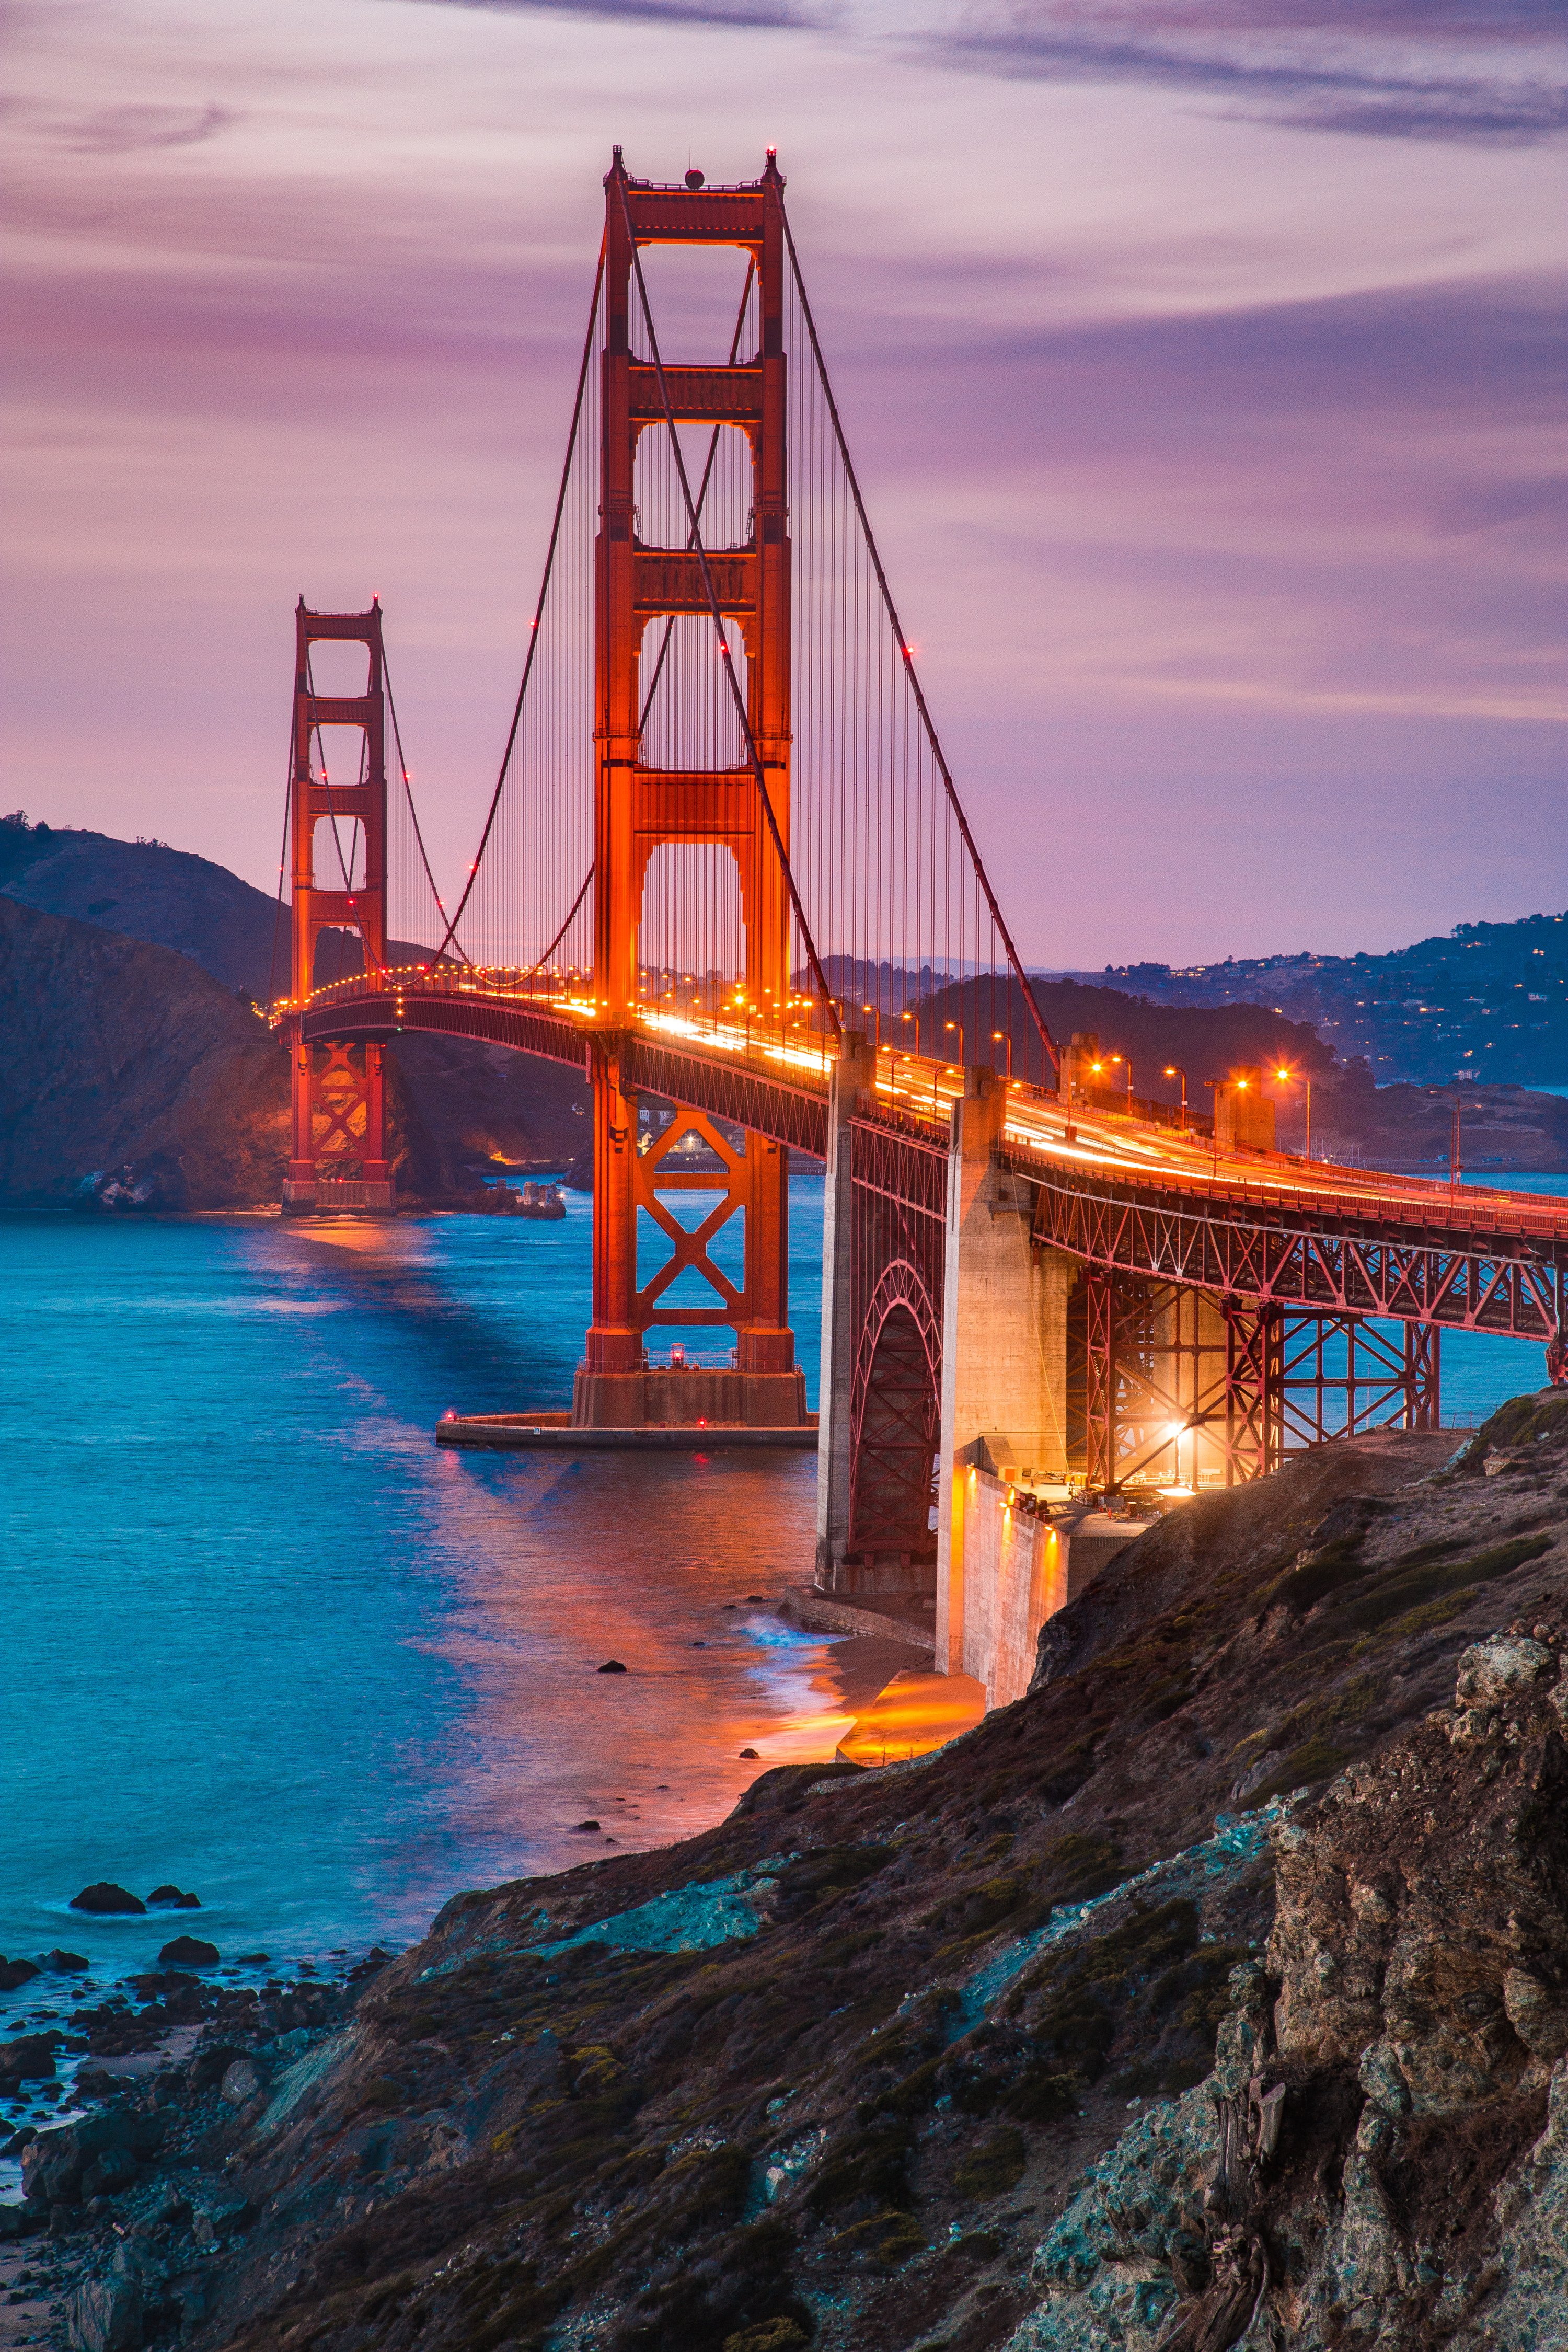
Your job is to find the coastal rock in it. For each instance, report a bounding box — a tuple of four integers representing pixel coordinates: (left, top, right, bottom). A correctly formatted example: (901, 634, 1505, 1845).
(157, 1935, 218, 1967)
(69, 1883, 145, 1916)
(221, 2057, 268, 2106)
(192, 2194, 252, 2245)
(597, 1659, 628, 1674)
(146, 1885, 200, 1909)
(0, 1954, 40, 1990)
(41, 1948, 89, 1973)
(0, 2034, 58, 2093)
(64, 2271, 143, 2352)
(21, 2112, 161, 2207)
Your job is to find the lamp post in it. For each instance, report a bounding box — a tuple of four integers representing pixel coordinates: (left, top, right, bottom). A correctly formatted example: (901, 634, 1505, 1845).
(991, 1028, 1012, 1080)
(861, 1002, 882, 1051)
(1274, 1064, 1311, 1162)
(944, 1019, 964, 1068)
(1163, 1064, 1189, 1132)
(901, 1008, 921, 1056)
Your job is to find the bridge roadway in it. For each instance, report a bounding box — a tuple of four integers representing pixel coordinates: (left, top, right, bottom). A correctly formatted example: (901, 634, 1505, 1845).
(296, 967, 1568, 1342)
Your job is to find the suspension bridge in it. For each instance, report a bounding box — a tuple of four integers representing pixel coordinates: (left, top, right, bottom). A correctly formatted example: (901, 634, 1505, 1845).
(270, 150, 1568, 1705)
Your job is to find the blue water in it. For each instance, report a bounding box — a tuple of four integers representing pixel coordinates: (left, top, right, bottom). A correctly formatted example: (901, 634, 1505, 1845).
(0, 1179, 836, 2015)
(0, 1166, 1559, 2018)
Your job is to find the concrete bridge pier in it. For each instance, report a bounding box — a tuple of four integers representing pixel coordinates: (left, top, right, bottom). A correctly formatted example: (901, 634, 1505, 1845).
(936, 1072, 1078, 1703)
(814, 1032, 878, 1590)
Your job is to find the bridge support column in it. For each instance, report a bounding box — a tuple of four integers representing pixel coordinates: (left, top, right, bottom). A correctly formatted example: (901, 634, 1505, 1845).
(815, 1033, 878, 1588)
(936, 1072, 1074, 1680)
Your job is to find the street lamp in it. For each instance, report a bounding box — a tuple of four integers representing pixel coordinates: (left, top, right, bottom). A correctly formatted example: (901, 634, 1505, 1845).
(1108, 1053, 1134, 1117)
(1163, 1064, 1188, 1132)
(901, 1008, 921, 1055)
(861, 1001, 882, 1051)
(991, 1028, 1012, 1080)
(944, 1019, 964, 1067)
(1274, 1064, 1311, 1163)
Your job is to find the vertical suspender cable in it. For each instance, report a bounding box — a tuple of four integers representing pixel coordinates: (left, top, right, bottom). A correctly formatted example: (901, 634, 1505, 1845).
(777, 197, 1057, 1083)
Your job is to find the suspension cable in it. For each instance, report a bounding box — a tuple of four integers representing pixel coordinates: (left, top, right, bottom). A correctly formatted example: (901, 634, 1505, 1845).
(423, 236, 608, 970)
(527, 863, 594, 978)
(617, 173, 842, 1042)
(381, 639, 455, 963)
(777, 194, 1057, 1080)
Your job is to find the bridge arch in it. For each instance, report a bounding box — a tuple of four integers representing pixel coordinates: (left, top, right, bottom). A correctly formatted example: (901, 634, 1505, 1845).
(847, 1258, 941, 1574)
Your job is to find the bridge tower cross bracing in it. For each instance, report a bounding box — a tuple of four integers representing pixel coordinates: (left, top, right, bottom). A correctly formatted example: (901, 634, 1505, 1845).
(575, 151, 805, 1428)
(283, 599, 393, 1216)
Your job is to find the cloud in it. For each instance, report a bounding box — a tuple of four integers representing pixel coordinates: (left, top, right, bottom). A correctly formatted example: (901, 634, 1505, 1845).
(55, 101, 237, 155)
(424, 0, 821, 28)
(935, 1, 1567, 143)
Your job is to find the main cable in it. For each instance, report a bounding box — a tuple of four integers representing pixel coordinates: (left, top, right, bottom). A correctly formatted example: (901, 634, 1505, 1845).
(424, 236, 608, 970)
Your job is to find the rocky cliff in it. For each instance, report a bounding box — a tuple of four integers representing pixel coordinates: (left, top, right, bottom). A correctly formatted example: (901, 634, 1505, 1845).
(9, 1393, 1568, 2350)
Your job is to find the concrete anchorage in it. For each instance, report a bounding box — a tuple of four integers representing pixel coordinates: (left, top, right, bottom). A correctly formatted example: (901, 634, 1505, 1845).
(933, 1071, 1080, 1707)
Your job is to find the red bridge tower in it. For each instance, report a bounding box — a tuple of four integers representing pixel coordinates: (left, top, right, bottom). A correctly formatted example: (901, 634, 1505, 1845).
(574, 153, 806, 1427)
(282, 598, 394, 1215)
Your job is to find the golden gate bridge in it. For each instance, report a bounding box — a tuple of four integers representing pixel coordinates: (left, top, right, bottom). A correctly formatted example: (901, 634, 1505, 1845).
(268, 150, 1568, 1693)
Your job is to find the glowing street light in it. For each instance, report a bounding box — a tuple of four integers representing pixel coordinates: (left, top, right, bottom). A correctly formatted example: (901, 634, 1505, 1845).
(991, 1028, 1012, 1080)
(1274, 1063, 1312, 1163)
(1163, 1064, 1189, 1132)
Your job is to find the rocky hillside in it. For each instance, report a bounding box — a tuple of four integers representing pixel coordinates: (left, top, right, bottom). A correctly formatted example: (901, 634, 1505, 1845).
(0, 898, 293, 1210)
(8, 1393, 1568, 2349)
(0, 864, 592, 1207)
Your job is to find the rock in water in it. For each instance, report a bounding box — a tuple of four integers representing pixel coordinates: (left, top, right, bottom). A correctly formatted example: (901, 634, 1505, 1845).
(40, 1949, 88, 1973)
(68, 1883, 144, 1915)
(597, 1659, 628, 1674)
(157, 1935, 218, 1967)
(0, 1955, 40, 1991)
(0, 2035, 57, 2093)
(146, 1884, 201, 1909)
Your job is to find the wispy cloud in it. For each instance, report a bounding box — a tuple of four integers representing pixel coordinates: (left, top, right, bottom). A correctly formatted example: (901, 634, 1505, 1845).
(936, 0, 1567, 143)
(428, 0, 821, 27)
(55, 101, 237, 155)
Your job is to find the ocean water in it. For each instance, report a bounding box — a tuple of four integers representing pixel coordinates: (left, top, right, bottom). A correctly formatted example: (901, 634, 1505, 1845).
(0, 1167, 1560, 2017)
(0, 1180, 838, 2015)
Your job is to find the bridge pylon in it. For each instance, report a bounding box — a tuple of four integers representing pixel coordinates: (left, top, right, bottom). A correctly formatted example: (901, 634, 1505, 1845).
(573, 152, 805, 1428)
(282, 599, 394, 1216)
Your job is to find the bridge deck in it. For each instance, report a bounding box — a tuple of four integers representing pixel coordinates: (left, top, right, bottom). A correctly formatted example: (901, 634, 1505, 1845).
(288, 972, 1568, 1320)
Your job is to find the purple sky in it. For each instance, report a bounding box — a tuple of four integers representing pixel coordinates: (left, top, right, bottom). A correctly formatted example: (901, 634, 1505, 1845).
(4, 0, 1564, 966)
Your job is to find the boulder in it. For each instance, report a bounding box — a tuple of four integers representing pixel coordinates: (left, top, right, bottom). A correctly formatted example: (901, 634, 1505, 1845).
(189, 2043, 245, 2094)
(597, 1659, 628, 1674)
(146, 1886, 200, 1910)
(192, 2193, 251, 2245)
(65, 2271, 143, 2352)
(21, 2112, 162, 2208)
(41, 1949, 89, 1974)
(80, 2145, 139, 2199)
(0, 2034, 59, 2093)
(220, 2056, 267, 2106)
(1454, 1634, 1555, 1710)
(69, 1884, 145, 1916)
(0, 1955, 40, 1991)
(157, 1935, 218, 1967)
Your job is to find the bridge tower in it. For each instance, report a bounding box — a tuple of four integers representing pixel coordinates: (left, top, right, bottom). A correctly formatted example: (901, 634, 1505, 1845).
(574, 152, 805, 1426)
(282, 599, 394, 1215)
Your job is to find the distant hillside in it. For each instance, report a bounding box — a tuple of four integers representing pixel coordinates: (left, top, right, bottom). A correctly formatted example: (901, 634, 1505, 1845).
(0, 897, 294, 1208)
(0, 815, 593, 1184)
(1083, 908, 1568, 1087)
